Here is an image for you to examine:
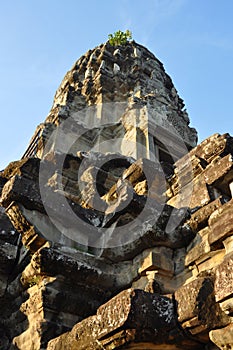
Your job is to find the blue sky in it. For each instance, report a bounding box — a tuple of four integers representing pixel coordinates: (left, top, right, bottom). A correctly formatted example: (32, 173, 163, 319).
(0, 0, 232, 170)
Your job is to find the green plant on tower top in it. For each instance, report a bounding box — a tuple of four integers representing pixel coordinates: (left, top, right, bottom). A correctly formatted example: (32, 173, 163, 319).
(108, 30, 132, 46)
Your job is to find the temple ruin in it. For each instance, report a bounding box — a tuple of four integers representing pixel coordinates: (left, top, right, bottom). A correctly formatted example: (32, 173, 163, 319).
(0, 40, 233, 350)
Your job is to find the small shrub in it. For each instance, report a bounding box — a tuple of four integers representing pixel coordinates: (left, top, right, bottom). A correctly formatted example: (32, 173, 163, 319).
(108, 30, 132, 46)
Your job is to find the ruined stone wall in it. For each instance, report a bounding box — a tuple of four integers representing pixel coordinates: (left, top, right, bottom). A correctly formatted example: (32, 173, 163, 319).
(0, 133, 233, 349)
(0, 41, 232, 350)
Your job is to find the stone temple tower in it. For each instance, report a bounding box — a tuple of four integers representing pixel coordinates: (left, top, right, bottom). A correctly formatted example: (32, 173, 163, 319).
(1, 40, 233, 350)
(23, 41, 197, 165)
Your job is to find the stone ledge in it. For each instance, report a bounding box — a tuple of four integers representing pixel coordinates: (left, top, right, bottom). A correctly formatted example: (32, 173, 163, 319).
(47, 288, 202, 350)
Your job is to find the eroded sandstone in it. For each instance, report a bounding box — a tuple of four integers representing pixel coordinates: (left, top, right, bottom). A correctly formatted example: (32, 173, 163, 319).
(0, 40, 233, 350)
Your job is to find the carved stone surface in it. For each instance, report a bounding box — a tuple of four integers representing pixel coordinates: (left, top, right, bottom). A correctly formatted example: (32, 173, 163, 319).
(22, 41, 197, 162)
(47, 288, 201, 350)
(0, 41, 233, 350)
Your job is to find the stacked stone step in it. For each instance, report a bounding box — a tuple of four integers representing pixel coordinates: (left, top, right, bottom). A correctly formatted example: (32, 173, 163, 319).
(169, 133, 233, 348)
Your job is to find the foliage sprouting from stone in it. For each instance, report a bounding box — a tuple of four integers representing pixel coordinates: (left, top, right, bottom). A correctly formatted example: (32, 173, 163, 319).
(108, 30, 132, 46)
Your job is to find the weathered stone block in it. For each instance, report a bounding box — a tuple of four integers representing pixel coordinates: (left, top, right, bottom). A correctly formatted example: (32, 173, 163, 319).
(210, 323, 233, 350)
(208, 199, 233, 245)
(137, 246, 174, 275)
(0, 174, 43, 212)
(175, 276, 213, 323)
(203, 154, 233, 186)
(214, 253, 233, 302)
(196, 249, 225, 273)
(223, 235, 233, 254)
(185, 232, 210, 266)
(188, 197, 224, 232)
(174, 154, 204, 181)
(190, 133, 233, 164)
(219, 297, 233, 316)
(173, 248, 186, 274)
(6, 203, 46, 252)
(123, 158, 165, 197)
(28, 244, 145, 299)
(0, 158, 40, 181)
(47, 289, 178, 350)
(168, 176, 210, 209)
